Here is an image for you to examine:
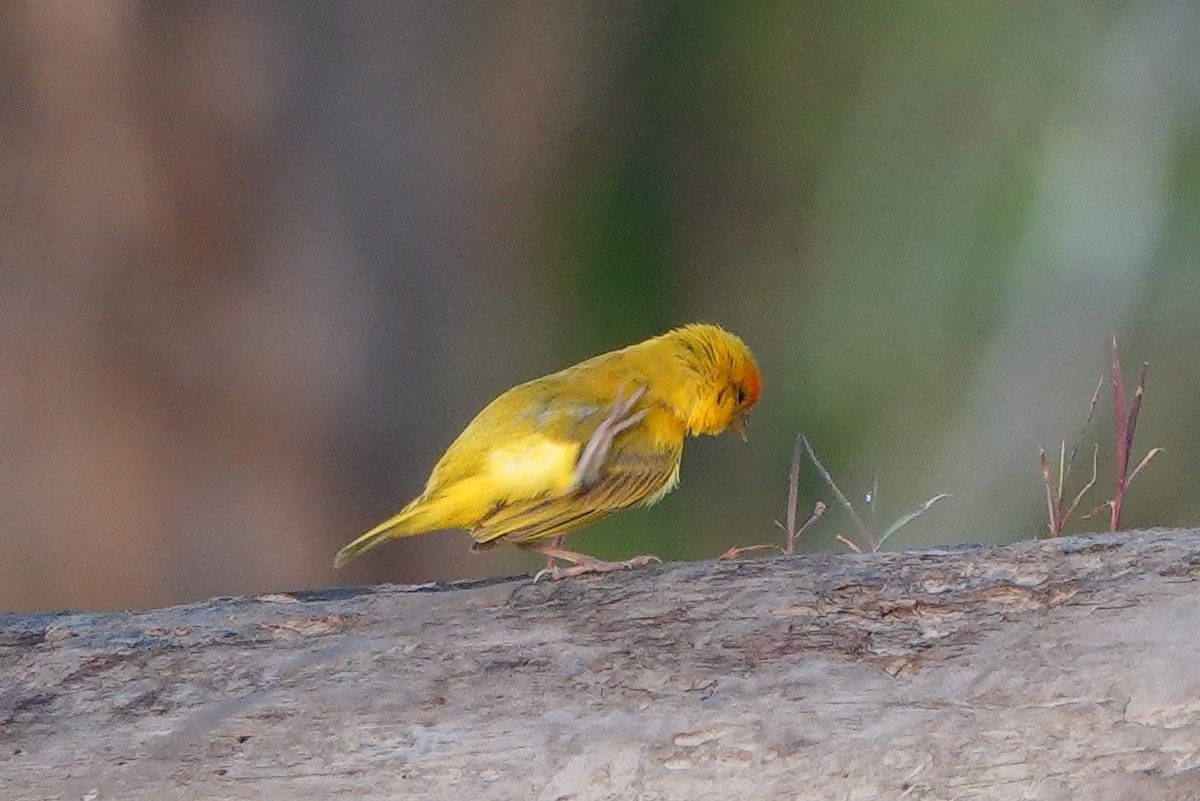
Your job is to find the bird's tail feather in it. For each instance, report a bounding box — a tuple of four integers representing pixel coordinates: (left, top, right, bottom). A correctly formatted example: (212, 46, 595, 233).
(333, 500, 428, 568)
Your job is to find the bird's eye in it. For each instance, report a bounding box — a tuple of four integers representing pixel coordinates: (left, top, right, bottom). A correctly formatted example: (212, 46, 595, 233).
(735, 386, 746, 405)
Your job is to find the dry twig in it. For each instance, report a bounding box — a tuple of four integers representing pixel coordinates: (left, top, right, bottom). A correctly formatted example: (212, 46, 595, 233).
(801, 436, 948, 553)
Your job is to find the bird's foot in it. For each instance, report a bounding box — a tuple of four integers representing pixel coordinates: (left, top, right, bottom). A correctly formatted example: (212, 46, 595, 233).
(573, 384, 648, 489)
(716, 543, 781, 561)
(533, 554, 661, 583)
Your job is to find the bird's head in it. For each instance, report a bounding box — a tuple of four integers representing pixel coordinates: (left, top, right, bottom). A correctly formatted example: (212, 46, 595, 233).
(666, 324, 762, 439)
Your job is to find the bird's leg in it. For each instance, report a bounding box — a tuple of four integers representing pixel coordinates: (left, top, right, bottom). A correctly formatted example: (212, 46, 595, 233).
(523, 541, 660, 582)
(545, 534, 563, 571)
(573, 384, 648, 490)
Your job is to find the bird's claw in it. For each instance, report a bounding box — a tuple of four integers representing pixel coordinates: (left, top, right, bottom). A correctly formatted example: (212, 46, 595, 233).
(574, 383, 649, 489)
(600, 384, 649, 441)
(610, 383, 646, 418)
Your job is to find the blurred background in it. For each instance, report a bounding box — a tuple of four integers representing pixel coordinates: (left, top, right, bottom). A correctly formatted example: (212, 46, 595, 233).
(3, 2, 1199, 613)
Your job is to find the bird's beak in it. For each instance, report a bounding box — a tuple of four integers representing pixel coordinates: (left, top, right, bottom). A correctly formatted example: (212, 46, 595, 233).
(731, 413, 749, 443)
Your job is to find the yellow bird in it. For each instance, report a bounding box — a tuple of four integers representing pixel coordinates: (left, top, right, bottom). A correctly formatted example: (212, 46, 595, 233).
(334, 323, 761, 579)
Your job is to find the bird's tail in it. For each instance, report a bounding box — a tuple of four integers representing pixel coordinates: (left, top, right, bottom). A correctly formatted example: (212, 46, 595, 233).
(333, 499, 429, 568)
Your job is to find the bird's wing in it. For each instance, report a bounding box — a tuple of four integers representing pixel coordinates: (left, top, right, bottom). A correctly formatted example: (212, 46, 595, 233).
(471, 438, 683, 545)
(424, 378, 599, 488)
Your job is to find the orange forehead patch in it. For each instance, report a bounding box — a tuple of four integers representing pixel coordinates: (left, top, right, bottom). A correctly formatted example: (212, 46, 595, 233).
(742, 363, 762, 407)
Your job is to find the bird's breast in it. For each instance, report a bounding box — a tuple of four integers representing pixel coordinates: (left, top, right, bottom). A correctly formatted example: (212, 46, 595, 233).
(640, 404, 689, 450)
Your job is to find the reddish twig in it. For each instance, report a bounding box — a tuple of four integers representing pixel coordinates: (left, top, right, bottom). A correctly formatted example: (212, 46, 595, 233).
(835, 534, 863, 554)
(1108, 338, 1159, 531)
(784, 435, 802, 553)
(1110, 338, 1129, 530)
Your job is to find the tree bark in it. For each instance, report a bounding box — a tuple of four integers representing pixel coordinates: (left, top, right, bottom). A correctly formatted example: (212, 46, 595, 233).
(3, 529, 1200, 800)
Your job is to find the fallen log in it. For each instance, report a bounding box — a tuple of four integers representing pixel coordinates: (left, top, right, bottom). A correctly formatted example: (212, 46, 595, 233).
(3, 528, 1199, 800)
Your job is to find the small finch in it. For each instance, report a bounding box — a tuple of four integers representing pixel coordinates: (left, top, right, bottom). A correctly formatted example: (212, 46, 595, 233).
(334, 323, 761, 580)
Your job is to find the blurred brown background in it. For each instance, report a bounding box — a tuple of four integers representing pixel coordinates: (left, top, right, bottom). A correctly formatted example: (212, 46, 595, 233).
(3, 2, 1199, 612)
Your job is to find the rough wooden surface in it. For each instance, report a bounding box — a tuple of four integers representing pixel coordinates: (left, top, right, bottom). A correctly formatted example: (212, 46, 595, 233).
(3, 529, 1200, 800)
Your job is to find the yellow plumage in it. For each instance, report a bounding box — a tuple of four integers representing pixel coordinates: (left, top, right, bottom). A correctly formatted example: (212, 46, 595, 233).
(334, 323, 761, 577)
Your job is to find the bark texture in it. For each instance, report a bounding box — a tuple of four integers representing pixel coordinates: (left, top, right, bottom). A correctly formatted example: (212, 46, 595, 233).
(3, 528, 1200, 800)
